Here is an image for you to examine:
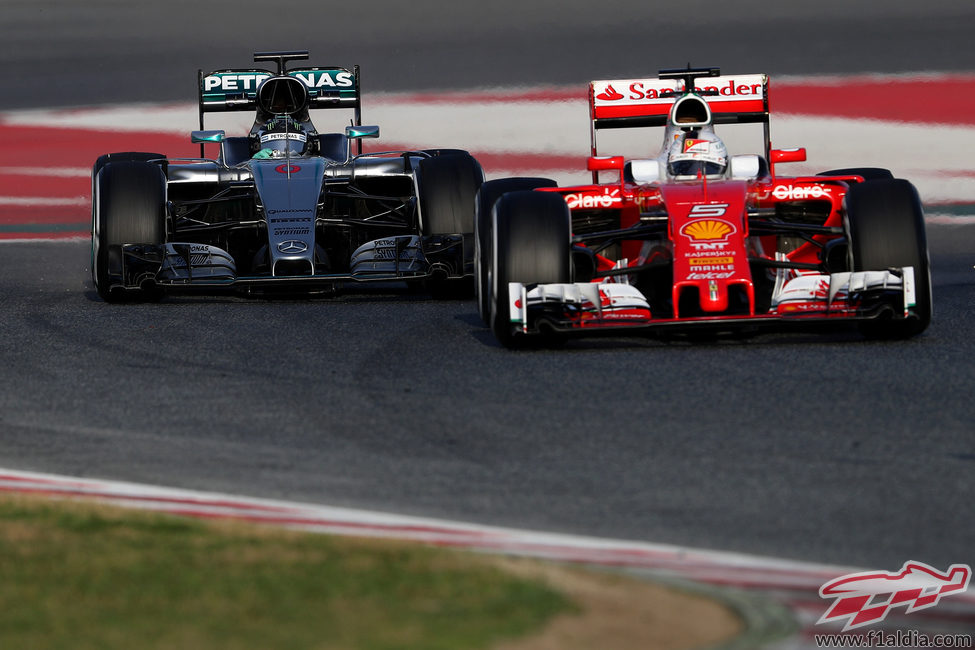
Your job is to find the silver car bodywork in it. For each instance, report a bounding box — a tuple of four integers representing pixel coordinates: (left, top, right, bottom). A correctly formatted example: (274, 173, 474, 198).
(92, 51, 482, 299)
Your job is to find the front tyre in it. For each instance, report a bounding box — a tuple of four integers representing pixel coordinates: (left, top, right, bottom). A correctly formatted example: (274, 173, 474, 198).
(92, 161, 167, 302)
(818, 167, 893, 182)
(475, 177, 557, 325)
(416, 153, 484, 297)
(92, 152, 165, 181)
(845, 178, 931, 338)
(490, 191, 571, 348)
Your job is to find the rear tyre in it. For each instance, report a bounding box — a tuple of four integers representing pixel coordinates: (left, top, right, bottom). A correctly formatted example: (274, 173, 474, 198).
(91, 161, 167, 302)
(416, 153, 484, 297)
(845, 178, 931, 338)
(490, 191, 571, 348)
(818, 167, 893, 181)
(419, 148, 470, 158)
(475, 178, 557, 324)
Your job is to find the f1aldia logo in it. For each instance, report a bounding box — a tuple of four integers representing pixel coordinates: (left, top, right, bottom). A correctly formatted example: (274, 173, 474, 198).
(817, 561, 971, 631)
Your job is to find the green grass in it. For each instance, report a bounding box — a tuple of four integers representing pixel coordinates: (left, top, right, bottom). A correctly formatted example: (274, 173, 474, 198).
(0, 495, 572, 650)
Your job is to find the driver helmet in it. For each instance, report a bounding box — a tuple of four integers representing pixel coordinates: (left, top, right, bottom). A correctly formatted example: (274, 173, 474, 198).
(667, 131, 728, 179)
(253, 116, 309, 159)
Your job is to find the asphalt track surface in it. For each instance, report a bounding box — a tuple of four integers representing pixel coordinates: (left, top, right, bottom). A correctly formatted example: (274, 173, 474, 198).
(1, 2, 974, 572)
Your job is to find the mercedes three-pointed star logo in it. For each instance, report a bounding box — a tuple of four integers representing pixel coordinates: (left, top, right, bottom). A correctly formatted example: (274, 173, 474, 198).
(277, 240, 308, 254)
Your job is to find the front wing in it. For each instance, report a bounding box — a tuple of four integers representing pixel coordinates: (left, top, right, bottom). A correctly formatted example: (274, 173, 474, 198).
(505, 268, 918, 336)
(107, 234, 464, 295)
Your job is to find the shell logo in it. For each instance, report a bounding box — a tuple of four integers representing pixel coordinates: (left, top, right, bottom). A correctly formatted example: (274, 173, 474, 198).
(680, 219, 735, 242)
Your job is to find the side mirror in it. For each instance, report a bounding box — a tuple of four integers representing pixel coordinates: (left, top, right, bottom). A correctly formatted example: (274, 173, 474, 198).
(770, 148, 807, 164)
(345, 125, 380, 139)
(587, 155, 625, 172)
(191, 130, 226, 144)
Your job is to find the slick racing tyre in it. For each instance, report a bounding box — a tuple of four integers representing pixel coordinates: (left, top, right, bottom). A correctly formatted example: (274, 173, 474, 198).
(490, 190, 571, 348)
(419, 148, 470, 158)
(92, 151, 166, 184)
(818, 167, 893, 182)
(91, 152, 166, 232)
(845, 178, 931, 338)
(92, 160, 167, 302)
(475, 177, 557, 325)
(416, 153, 484, 297)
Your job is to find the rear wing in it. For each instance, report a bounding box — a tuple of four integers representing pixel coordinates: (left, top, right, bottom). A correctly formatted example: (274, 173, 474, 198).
(198, 52, 362, 130)
(589, 71, 770, 159)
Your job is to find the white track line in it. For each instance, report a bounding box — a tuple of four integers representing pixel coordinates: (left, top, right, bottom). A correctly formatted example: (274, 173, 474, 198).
(3, 466, 974, 650)
(0, 467, 856, 585)
(0, 166, 90, 177)
(0, 196, 86, 206)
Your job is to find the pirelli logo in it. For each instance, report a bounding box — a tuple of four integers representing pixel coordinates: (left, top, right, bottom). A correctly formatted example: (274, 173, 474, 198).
(689, 257, 734, 265)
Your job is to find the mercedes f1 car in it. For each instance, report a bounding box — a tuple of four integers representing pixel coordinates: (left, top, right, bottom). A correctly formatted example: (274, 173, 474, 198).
(92, 50, 483, 301)
(476, 66, 931, 347)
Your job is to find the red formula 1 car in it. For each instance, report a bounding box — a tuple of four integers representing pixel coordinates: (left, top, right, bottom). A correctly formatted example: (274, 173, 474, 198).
(476, 66, 931, 347)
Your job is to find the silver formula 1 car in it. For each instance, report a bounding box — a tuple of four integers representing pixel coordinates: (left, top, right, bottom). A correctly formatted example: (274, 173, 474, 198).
(91, 50, 483, 301)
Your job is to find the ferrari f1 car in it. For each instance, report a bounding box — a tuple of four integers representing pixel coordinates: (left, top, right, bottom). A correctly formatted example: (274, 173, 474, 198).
(476, 66, 931, 347)
(92, 50, 483, 301)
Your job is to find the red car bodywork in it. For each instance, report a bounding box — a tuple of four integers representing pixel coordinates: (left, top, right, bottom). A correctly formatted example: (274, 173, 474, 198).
(488, 68, 927, 341)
